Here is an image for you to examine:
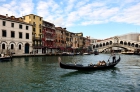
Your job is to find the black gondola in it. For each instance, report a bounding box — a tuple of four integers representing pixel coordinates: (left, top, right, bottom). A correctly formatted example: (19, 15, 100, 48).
(0, 54, 12, 62)
(58, 56, 121, 71)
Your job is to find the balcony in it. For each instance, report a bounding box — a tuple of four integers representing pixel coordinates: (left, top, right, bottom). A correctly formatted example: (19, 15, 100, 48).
(33, 23, 36, 27)
(33, 37, 42, 41)
(42, 24, 55, 29)
(46, 31, 53, 34)
(46, 38, 54, 41)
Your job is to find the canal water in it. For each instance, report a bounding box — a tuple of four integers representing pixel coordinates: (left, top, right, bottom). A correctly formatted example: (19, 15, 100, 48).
(0, 54, 140, 92)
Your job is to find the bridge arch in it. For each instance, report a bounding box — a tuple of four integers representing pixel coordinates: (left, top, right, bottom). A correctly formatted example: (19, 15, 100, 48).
(110, 41, 112, 45)
(124, 41, 127, 45)
(93, 45, 95, 49)
(132, 43, 134, 47)
(135, 44, 139, 47)
(103, 43, 105, 46)
(96, 44, 99, 48)
(106, 42, 109, 45)
(100, 43, 102, 47)
(128, 42, 131, 46)
(120, 41, 123, 44)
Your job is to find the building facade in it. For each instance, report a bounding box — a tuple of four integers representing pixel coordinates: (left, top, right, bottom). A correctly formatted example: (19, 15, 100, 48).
(0, 14, 32, 54)
(71, 33, 78, 49)
(55, 27, 66, 52)
(23, 14, 43, 54)
(119, 33, 140, 42)
(42, 21, 56, 53)
(76, 33, 84, 48)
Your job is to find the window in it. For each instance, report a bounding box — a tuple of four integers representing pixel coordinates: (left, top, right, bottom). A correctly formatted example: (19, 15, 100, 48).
(19, 32, 22, 38)
(11, 31, 15, 38)
(26, 26, 28, 30)
(11, 44, 14, 49)
(26, 33, 29, 39)
(19, 24, 22, 29)
(2, 30, 6, 37)
(2, 44, 5, 49)
(2, 21, 6, 26)
(33, 22, 36, 27)
(39, 24, 41, 28)
(11, 23, 14, 27)
(40, 29, 41, 33)
(33, 28, 36, 32)
(19, 44, 21, 50)
(34, 15, 35, 19)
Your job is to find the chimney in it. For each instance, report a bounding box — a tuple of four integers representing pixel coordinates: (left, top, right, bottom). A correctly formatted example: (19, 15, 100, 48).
(6, 14, 8, 18)
(11, 16, 15, 19)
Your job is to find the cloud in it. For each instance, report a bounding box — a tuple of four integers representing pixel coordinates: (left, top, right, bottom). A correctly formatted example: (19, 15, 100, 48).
(0, 0, 34, 17)
(0, 0, 140, 27)
(110, 2, 140, 25)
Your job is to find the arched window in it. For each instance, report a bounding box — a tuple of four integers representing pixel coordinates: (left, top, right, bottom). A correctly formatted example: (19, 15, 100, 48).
(19, 44, 21, 50)
(11, 44, 14, 49)
(2, 44, 5, 49)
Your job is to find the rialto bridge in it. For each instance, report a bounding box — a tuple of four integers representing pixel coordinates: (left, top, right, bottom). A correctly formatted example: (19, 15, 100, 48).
(90, 36, 140, 52)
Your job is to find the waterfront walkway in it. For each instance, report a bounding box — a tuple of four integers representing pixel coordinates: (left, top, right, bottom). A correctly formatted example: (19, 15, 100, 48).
(12, 53, 55, 58)
(12, 53, 70, 58)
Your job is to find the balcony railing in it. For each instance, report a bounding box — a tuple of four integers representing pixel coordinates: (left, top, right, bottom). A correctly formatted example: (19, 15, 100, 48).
(46, 38, 54, 41)
(46, 31, 53, 34)
(32, 37, 42, 41)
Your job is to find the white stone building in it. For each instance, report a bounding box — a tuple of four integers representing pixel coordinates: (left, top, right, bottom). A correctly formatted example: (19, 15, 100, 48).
(118, 33, 140, 41)
(0, 14, 32, 54)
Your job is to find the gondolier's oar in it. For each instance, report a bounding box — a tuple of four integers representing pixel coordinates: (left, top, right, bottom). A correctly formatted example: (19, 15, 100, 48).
(108, 55, 112, 61)
(58, 57, 61, 63)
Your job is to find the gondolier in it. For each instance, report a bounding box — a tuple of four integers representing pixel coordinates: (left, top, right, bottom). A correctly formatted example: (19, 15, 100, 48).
(112, 53, 116, 63)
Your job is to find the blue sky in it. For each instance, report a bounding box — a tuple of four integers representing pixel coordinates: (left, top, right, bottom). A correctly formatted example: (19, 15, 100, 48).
(0, 0, 140, 39)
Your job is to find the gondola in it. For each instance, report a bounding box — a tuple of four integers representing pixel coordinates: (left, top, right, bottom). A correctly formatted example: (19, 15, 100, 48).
(94, 51, 99, 55)
(0, 54, 12, 62)
(58, 56, 121, 71)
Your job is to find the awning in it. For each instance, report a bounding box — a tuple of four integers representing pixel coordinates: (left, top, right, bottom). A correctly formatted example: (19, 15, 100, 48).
(59, 47, 65, 50)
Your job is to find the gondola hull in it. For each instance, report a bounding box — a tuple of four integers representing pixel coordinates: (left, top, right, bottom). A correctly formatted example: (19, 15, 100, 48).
(0, 56, 12, 62)
(59, 56, 121, 71)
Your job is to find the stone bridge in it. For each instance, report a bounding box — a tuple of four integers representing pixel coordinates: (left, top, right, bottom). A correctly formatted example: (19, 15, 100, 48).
(90, 36, 140, 52)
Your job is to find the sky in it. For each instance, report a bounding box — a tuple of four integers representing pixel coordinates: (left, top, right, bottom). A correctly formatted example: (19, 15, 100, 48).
(0, 0, 140, 39)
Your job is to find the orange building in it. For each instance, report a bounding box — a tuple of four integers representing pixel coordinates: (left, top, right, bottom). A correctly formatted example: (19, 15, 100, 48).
(55, 27, 66, 52)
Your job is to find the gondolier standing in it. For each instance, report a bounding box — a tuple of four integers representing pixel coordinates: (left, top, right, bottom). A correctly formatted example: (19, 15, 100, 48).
(112, 53, 116, 63)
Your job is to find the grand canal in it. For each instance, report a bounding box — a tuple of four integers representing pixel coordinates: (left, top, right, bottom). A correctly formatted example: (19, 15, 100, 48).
(0, 54, 140, 92)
